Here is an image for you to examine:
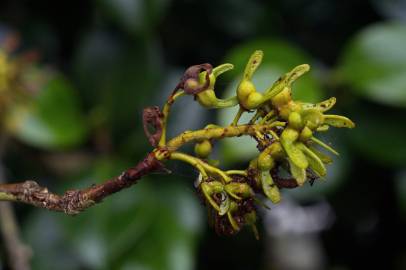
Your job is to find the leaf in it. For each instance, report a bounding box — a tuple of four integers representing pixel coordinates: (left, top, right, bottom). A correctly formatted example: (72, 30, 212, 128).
(5, 75, 88, 149)
(338, 22, 406, 107)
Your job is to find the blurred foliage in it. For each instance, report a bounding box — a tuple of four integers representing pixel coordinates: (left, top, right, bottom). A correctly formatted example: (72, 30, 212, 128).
(25, 171, 203, 270)
(0, 0, 405, 270)
(6, 75, 88, 149)
(338, 22, 406, 107)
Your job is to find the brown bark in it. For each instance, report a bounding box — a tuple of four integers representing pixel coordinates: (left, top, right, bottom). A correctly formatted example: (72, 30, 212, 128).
(0, 152, 165, 215)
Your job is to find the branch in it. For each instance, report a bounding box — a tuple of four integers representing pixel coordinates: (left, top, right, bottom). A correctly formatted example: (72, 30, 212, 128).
(167, 122, 285, 151)
(0, 152, 164, 215)
(0, 122, 284, 214)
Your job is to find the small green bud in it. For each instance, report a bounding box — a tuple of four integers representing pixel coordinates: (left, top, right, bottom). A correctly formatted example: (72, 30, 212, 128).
(237, 80, 262, 109)
(288, 111, 303, 130)
(257, 153, 274, 171)
(225, 183, 254, 200)
(281, 127, 299, 142)
(194, 139, 212, 158)
(246, 92, 263, 109)
(271, 87, 291, 109)
(302, 109, 324, 130)
(299, 126, 313, 141)
(237, 80, 255, 99)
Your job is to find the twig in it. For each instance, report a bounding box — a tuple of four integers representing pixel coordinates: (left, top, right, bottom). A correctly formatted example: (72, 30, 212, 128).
(0, 152, 164, 215)
(0, 121, 286, 214)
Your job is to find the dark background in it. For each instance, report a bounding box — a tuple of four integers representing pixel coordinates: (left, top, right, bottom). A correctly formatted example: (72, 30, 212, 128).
(0, 0, 405, 269)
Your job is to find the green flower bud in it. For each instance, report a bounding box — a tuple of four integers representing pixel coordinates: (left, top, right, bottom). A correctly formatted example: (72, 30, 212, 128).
(194, 139, 212, 158)
(195, 64, 238, 109)
(237, 80, 256, 99)
(225, 183, 254, 200)
(302, 109, 324, 130)
(299, 126, 313, 141)
(237, 80, 263, 110)
(246, 92, 263, 109)
(288, 111, 303, 130)
(281, 127, 299, 142)
(271, 87, 291, 109)
(257, 152, 274, 171)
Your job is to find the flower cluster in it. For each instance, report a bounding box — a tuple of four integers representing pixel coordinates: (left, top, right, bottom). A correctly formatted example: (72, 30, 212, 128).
(144, 50, 355, 237)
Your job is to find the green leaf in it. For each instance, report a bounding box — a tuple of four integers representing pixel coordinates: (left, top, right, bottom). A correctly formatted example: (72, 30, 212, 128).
(338, 22, 406, 107)
(6, 75, 87, 149)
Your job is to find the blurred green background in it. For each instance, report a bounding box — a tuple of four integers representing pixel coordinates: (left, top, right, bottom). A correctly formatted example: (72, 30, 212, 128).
(0, 0, 405, 269)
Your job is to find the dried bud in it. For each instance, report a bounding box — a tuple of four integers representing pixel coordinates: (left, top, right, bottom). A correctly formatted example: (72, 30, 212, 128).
(142, 106, 163, 147)
(177, 63, 213, 95)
